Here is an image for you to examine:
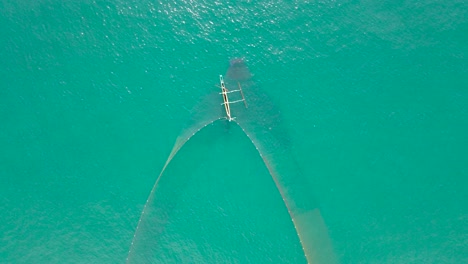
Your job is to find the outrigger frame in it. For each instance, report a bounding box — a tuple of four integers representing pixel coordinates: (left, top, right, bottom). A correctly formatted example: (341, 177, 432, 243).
(219, 75, 247, 121)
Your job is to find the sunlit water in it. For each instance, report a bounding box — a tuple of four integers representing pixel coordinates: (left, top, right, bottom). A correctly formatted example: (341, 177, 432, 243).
(1, 0, 467, 263)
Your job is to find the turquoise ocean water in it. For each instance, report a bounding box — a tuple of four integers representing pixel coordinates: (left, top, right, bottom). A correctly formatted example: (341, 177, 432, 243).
(1, 1, 467, 263)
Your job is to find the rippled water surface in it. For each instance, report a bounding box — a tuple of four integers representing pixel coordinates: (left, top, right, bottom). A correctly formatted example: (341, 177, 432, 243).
(1, 1, 467, 263)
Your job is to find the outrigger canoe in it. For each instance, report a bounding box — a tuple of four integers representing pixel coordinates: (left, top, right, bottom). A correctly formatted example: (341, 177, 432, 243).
(219, 75, 247, 121)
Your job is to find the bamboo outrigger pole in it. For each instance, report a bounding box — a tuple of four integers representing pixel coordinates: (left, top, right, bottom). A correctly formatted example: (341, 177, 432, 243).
(238, 82, 248, 108)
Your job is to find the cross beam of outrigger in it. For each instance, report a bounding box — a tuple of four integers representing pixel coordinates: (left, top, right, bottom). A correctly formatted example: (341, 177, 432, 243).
(219, 75, 247, 121)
